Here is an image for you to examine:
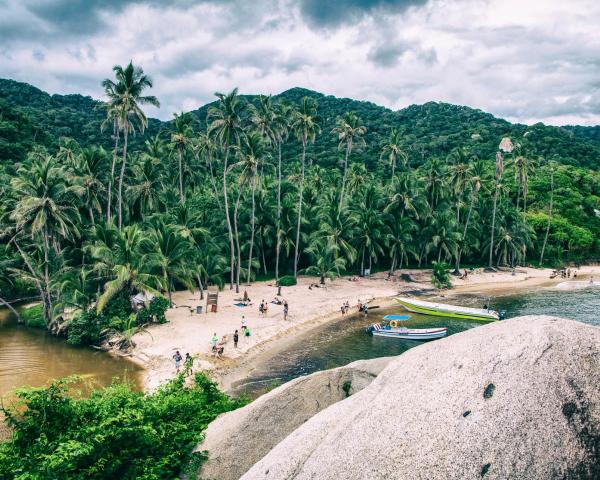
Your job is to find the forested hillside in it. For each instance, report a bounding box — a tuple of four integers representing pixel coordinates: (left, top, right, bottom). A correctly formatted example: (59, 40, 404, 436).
(0, 70, 599, 343)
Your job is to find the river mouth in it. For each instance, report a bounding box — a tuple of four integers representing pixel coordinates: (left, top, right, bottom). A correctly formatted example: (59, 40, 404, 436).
(230, 286, 600, 399)
(0, 307, 143, 402)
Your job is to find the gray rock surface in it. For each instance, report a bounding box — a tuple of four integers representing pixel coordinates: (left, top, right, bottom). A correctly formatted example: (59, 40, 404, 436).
(197, 356, 395, 480)
(242, 316, 600, 480)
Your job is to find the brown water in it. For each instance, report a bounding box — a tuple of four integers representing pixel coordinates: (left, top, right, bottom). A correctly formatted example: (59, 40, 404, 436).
(0, 306, 143, 402)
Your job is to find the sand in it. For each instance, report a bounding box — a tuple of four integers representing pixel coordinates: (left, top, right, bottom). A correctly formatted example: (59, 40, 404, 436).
(130, 266, 598, 391)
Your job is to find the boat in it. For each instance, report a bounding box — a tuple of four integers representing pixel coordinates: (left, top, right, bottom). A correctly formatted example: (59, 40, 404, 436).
(366, 322, 447, 340)
(395, 296, 499, 321)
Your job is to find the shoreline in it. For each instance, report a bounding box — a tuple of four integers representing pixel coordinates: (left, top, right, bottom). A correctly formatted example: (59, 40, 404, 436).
(130, 265, 598, 394)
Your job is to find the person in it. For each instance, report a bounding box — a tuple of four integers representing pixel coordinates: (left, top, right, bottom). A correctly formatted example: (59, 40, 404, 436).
(243, 289, 250, 303)
(259, 300, 265, 315)
(263, 302, 269, 315)
(363, 303, 368, 316)
(211, 332, 218, 349)
(283, 301, 289, 321)
(241, 316, 247, 333)
(244, 327, 251, 337)
(215, 345, 225, 358)
(185, 353, 193, 374)
(233, 329, 239, 348)
(590, 276, 594, 285)
(341, 304, 345, 315)
(173, 350, 182, 373)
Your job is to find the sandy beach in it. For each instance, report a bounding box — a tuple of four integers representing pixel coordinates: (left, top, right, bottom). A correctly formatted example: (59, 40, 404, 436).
(131, 266, 598, 391)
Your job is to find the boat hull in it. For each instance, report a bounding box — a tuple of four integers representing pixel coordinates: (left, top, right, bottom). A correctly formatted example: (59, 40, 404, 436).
(395, 297, 498, 321)
(372, 328, 447, 340)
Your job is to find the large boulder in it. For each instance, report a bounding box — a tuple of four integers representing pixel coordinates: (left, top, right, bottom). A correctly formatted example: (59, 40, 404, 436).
(197, 357, 395, 480)
(242, 316, 600, 479)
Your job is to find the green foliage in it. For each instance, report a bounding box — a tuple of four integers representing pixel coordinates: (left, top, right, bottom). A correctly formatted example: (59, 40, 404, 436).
(432, 262, 452, 289)
(0, 373, 245, 480)
(136, 296, 169, 325)
(278, 275, 297, 286)
(66, 310, 104, 346)
(20, 304, 44, 329)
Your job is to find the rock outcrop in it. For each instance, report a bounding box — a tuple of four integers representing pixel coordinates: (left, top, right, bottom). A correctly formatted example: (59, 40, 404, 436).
(197, 357, 395, 480)
(242, 316, 600, 480)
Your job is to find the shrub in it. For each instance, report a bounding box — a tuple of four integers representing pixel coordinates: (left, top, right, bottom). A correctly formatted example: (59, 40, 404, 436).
(66, 311, 104, 346)
(21, 304, 44, 328)
(136, 296, 169, 325)
(0, 373, 246, 480)
(278, 275, 297, 287)
(432, 262, 452, 289)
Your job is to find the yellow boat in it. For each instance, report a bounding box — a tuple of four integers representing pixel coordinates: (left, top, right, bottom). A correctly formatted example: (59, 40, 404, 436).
(395, 297, 499, 321)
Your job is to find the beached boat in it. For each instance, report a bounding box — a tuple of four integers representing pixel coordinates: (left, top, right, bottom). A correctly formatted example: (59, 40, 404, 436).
(367, 322, 447, 340)
(395, 296, 499, 321)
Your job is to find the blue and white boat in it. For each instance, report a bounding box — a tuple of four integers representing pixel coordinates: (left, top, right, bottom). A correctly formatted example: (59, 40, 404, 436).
(366, 315, 447, 341)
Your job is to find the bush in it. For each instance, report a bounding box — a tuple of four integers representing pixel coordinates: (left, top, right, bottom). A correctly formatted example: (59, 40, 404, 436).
(432, 262, 452, 289)
(136, 296, 169, 325)
(66, 311, 104, 346)
(0, 373, 246, 480)
(278, 275, 297, 287)
(21, 304, 44, 328)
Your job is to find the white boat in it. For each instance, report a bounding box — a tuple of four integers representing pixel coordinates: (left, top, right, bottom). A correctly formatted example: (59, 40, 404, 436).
(367, 323, 447, 341)
(396, 297, 500, 321)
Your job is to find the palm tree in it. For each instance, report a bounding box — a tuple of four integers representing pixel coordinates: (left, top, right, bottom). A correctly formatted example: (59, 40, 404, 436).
(69, 146, 108, 225)
(99, 101, 121, 224)
(101, 61, 160, 230)
(195, 132, 221, 206)
(386, 216, 417, 275)
(303, 235, 346, 284)
(170, 112, 195, 204)
(510, 146, 536, 212)
(290, 96, 321, 278)
(539, 161, 556, 266)
(380, 128, 408, 178)
(208, 88, 246, 289)
(488, 150, 504, 268)
(10, 154, 81, 324)
(455, 161, 484, 272)
(332, 112, 366, 209)
(148, 222, 195, 304)
(127, 153, 165, 220)
(89, 224, 163, 312)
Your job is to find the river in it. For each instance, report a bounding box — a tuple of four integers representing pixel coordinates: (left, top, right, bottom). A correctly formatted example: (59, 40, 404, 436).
(230, 286, 600, 397)
(0, 307, 142, 402)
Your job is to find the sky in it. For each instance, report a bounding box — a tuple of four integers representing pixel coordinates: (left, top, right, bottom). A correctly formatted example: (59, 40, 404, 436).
(1, 0, 599, 125)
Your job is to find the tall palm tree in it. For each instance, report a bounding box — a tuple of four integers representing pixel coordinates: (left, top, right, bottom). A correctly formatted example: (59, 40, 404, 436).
(380, 128, 408, 178)
(455, 161, 484, 272)
(69, 146, 108, 226)
(101, 61, 160, 230)
(290, 96, 321, 278)
(127, 153, 165, 220)
(539, 161, 556, 266)
(99, 102, 121, 224)
(170, 112, 195, 204)
(488, 150, 504, 268)
(195, 132, 221, 206)
(10, 154, 81, 323)
(332, 112, 366, 209)
(208, 88, 246, 289)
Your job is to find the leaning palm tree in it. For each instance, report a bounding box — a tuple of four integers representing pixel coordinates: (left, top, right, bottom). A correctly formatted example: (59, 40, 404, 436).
(290, 96, 321, 278)
(207, 88, 246, 289)
(539, 161, 556, 266)
(332, 112, 366, 209)
(10, 154, 81, 324)
(380, 127, 408, 179)
(170, 112, 196, 204)
(101, 61, 160, 230)
(455, 160, 484, 272)
(488, 150, 504, 268)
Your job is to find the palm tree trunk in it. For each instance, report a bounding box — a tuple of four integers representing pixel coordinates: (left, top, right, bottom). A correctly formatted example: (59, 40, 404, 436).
(88, 206, 95, 226)
(338, 141, 351, 210)
(391, 156, 396, 179)
(293, 140, 307, 278)
(246, 180, 256, 285)
(222, 147, 235, 289)
(389, 252, 396, 276)
(275, 141, 282, 283)
(539, 171, 554, 266)
(178, 148, 185, 204)
(107, 121, 119, 224)
(42, 225, 52, 325)
(456, 191, 476, 273)
(196, 273, 204, 300)
(0, 297, 23, 324)
(361, 246, 365, 276)
(233, 187, 243, 293)
(488, 184, 499, 268)
(207, 151, 221, 208)
(118, 119, 129, 230)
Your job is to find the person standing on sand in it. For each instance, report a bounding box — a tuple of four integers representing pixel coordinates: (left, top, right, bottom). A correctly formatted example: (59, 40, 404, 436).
(173, 350, 182, 373)
(234, 329, 239, 348)
(283, 301, 289, 321)
(241, 316, 247, 333)
(211, 333, 218, 350)
(185, 353, 193, 375)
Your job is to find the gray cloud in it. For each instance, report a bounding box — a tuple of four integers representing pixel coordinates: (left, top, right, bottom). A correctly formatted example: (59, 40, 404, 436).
(299, 0, 427, 28)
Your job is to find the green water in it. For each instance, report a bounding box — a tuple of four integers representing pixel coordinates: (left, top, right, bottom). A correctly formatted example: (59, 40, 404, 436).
(231, 286, 599, 397)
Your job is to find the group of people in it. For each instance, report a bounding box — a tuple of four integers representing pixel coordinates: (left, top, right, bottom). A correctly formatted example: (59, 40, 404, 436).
(172, 351, 193, 373)
(259, 299, 269, 316)
(340, 301, 350, 315)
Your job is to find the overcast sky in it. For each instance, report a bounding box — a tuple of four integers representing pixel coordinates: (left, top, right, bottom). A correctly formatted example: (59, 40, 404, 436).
(1, 0, 599, 125)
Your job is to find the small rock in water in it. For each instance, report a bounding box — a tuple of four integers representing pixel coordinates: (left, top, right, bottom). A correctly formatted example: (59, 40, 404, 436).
(483, 383, 495, 399)
(463, 410, 471, 417)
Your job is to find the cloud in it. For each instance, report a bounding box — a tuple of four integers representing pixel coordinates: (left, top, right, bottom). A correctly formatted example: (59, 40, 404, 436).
(0, 0, 599, 125)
